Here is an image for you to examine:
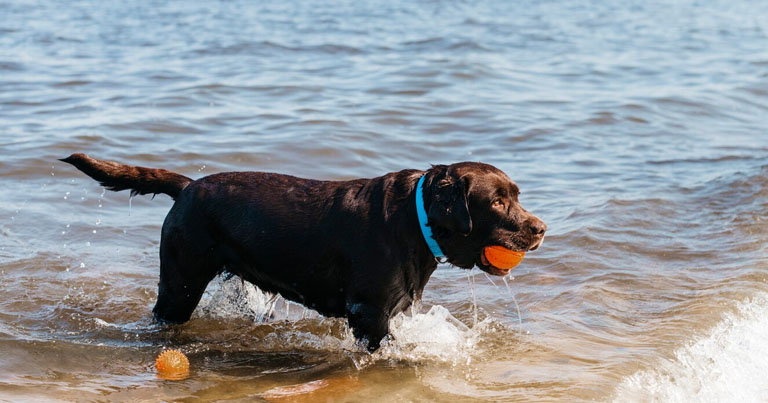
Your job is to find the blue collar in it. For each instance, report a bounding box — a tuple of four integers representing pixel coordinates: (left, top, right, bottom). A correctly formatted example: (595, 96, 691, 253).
(416, 174, 445, 259)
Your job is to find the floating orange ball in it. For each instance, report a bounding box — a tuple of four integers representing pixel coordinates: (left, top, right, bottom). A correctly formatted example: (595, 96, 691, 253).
(483, 246, 525, 270)
(155, 349, 189, 380)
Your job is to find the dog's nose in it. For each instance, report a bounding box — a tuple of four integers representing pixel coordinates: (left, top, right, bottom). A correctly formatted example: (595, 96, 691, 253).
(528, 218, 547, 235)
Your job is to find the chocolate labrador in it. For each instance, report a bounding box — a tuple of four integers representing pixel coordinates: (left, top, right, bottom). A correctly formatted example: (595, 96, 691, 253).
(60, 154, 546, 351)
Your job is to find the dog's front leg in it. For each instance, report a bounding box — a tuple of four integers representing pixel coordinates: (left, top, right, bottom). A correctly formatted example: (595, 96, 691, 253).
(345, 300, 389, 352)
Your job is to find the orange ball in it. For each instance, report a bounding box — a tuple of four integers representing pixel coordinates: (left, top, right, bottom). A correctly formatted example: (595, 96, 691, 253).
(155, 349, 189, 380)
(483, 246, 525, 270)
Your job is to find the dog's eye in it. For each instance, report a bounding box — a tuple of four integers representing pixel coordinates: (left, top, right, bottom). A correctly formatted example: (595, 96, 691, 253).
(492, 199, 505, 209)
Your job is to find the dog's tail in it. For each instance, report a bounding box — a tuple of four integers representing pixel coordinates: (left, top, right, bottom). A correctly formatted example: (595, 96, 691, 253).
(60, 153, 192, 200)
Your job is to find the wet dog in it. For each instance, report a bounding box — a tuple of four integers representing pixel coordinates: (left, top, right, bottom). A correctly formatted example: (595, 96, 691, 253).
(61, 154, 545, 350)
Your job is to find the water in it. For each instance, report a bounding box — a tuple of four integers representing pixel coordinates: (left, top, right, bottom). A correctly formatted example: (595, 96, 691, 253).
(1, 0, 767, 401)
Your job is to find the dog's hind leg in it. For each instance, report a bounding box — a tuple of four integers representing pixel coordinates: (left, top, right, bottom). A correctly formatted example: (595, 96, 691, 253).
(152, 229, 221, 324)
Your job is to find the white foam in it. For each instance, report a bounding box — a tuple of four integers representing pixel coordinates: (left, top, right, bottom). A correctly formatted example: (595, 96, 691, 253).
(378, 304, 491, 365)
(197, 274, 319, 322)
(196, 274, 491, 364)
(92, 317, 119, 328)
(614, 293, 768, 403)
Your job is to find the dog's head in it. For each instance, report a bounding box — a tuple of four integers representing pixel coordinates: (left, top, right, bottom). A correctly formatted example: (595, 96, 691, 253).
(425, 162, 546, 276)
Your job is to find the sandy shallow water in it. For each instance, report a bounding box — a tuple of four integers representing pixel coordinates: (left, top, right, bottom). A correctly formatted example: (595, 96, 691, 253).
(1, 0, 768, 401)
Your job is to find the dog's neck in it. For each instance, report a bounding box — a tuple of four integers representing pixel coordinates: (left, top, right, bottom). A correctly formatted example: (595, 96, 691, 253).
(396, 170, 443, 302)
(415, 174, 445, 259)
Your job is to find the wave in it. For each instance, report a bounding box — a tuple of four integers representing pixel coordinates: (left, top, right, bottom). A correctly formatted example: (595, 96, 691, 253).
(613, 293, 768, 402)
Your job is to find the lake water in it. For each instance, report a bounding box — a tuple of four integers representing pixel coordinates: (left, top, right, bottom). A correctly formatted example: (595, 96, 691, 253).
(1, 0, 768, 401)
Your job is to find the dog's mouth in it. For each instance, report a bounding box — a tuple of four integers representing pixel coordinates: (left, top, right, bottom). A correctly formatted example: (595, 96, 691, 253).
(476, 238, 543, 276)
(478, 252, 513, 276)
(528, 236, 545, 251)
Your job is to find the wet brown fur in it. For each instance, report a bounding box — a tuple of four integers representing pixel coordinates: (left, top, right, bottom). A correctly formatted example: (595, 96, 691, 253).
(60, 154, 546, 351)
(59, 153, 192, 199)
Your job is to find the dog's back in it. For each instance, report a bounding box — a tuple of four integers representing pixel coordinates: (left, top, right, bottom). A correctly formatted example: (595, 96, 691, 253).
(61, 154, 421, 335)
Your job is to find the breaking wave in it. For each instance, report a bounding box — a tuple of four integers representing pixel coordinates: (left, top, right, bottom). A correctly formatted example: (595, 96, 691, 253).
(614, 293, 768, 402)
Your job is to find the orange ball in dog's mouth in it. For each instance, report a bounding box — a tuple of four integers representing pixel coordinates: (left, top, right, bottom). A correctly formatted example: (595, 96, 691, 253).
(155, 349, 189, 380)
(482, 246, 525, 273)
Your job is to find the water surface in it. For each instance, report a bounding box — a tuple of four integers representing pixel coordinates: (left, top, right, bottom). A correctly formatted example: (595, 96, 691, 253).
(1, 0, 768, 401)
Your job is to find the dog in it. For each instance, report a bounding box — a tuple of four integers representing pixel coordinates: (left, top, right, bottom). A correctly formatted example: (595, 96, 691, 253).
(60, 154, 546, 351)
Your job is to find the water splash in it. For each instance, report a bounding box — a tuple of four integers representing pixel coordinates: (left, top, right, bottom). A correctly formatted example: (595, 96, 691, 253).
(379, 304, 491, 365)
(480, 271, 524, 334)
(194, 274, 492, 365)
(501, 276, 524, 334)
(468, 270, 478, 327)
(197, 274, 293, 322)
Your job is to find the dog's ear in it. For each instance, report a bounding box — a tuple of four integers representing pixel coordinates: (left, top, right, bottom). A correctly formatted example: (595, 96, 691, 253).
(428, 175, 472, 236)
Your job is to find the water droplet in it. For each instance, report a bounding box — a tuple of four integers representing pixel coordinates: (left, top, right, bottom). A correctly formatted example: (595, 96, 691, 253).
(92, 230, 97, 234)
